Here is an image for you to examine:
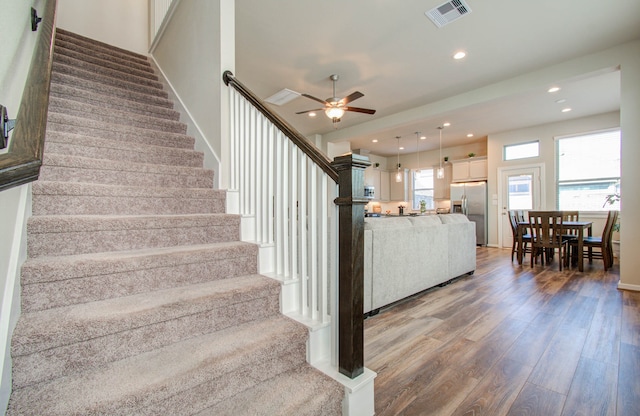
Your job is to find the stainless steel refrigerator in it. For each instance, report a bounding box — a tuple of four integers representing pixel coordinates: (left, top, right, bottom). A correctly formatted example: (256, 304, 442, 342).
(450, 181, 488, 245)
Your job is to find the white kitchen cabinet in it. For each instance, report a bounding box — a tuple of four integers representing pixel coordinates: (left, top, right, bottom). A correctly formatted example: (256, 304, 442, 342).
(452, 157, 487, 182)
(363, 167, 390, 201)
(379, 170, 390, 201)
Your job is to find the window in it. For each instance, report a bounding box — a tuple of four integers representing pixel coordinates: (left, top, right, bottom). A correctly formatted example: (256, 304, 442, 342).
(413, 169, 434, 210)
(504, 141, 539, 160)
(557, 129, 620, 211)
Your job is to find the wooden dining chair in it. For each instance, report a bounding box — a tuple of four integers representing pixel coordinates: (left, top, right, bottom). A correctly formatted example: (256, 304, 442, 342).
(570, 210, 618, 270)
(562, 211, 579, 221)
(528, 211, 569, 270)
(509, 210, 532, 262)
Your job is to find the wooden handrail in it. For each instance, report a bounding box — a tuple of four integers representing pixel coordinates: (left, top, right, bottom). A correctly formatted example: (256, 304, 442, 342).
(0, 0, 57, 192)
(223, 70, 339, 183)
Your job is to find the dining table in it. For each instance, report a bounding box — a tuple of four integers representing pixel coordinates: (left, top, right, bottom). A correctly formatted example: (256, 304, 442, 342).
(517, 219, 593, 271)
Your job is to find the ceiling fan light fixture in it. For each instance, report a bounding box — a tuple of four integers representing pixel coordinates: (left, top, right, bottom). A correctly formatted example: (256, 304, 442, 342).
(325, 107, 345, 120)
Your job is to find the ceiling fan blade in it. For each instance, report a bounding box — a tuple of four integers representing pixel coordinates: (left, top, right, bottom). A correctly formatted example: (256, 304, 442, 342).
(343, 106, 376, 115)
(340, 91, 364, 105)
(296, 108, 324, 114)
(301, 93, 330, 106)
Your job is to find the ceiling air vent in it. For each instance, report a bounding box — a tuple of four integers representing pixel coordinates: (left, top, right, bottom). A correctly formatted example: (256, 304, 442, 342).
(425, 0, 472, 28)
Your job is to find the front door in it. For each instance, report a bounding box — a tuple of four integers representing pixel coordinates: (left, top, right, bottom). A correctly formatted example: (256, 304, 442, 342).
(498, 165, 543, 248)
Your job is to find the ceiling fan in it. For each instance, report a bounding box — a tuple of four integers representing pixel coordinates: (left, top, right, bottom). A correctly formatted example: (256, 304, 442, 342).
(296, 74, 376, 123)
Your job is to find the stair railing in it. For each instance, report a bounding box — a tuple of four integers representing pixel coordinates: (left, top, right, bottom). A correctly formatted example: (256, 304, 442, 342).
(0, 0, 57, 192)
(223, 71, 369, 379)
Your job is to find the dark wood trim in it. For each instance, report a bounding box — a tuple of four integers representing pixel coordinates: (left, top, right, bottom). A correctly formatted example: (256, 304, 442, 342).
(332, 153, 371, 378)
(223, 70, 339, 183)
(0, 0, 57, 192)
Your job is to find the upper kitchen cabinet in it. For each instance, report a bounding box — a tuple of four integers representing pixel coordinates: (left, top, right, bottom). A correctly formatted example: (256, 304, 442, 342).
(452, 157, 487, 182)
(364, 166, 390, 201)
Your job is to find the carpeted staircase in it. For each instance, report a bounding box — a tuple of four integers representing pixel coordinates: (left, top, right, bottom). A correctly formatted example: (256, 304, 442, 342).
(7, 28, 343, 415)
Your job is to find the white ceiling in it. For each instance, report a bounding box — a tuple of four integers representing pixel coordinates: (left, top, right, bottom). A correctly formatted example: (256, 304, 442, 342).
(235, 0, 639, 157)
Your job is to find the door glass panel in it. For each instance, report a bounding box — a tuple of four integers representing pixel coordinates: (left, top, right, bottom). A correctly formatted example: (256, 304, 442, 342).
(508, 174, 533, 210)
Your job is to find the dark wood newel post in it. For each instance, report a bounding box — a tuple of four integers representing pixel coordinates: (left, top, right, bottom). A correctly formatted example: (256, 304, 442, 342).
(331, 153, 371, 379)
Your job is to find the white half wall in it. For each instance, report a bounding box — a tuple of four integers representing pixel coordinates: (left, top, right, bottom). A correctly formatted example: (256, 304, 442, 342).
(150, 0, 235, 189)
(56, 0, 149, 54)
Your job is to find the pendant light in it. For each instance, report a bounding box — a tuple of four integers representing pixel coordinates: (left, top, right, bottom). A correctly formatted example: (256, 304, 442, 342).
(415, 132, 421, 174)
(437, 126, 445, 179)
(395, 136, 402, 183)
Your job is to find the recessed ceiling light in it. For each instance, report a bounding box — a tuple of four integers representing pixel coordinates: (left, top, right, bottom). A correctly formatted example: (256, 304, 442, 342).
(420, 136, 427, 140)
(308, 112, 316, 117)
(467, 133, 474, 137)
(562, 107, 572, 113)
(399, 147, 405, 150)
(548, 87, 560, 93)
(443, 122, 451, 127)
(555, 98, 567, 104)
(453, 51, 466, 60)
(372, 139, 378, 143)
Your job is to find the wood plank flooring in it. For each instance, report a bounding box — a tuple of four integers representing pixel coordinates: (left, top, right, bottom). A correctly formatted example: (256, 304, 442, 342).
(364, 247, 640, 416)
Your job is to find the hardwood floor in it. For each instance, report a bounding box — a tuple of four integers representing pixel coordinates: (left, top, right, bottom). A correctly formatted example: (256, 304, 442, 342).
(364, 247, 640, 416)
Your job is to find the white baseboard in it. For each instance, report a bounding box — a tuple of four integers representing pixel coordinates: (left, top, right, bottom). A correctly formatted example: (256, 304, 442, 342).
(617, 282, 640, 291)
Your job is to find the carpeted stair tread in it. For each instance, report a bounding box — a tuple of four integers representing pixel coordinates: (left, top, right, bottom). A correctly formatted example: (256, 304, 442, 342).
(49, 96, 187, 134)
(53, 61, 168, 99)
(54, 37, 153, 76)
(32, 181, 226, 215)
(198, 365, 343, 416)
(22, 241, 258, 284)
(13, 275, 281, 389)
(53, 47, 158, 81)
(52, 71, 174, 109)
(54, 52, 163, 90)
(50, 82, 180, 121)
(44, 131, 203, 167)
(46, 113, 195, 149)
(39, 153, 213, 188)
(8, 316, 307, 415)
(13, 274, 280, 357)
(56, 28, 151, 65)
(21, 242, 259, 310)
(27, 213, 240, 257)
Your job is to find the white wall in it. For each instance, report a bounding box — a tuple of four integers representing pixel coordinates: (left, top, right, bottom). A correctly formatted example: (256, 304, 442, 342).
(56, 0, 149, 54)
(0, 0, 43, 152)
(151, 0, 235, 189)
(0, 0, 44, 410)
(618, 41, 640, 290)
